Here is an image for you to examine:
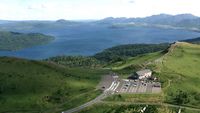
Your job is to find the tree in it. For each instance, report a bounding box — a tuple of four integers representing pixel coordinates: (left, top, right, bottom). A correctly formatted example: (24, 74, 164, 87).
(174, 90, 190, 105)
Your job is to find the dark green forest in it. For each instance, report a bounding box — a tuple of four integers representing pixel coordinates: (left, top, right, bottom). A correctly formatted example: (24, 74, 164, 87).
(46, 43, 170, 68)
(45, 56, 103, 68)
(94, 43, 170, 63)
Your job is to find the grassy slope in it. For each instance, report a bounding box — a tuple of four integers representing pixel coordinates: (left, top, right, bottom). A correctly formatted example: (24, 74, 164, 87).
(79, 103, 200, 113)
(108, 52, 163, 70)
(78, 103, 187, 113)
(106, 52, 163, 78)
(0, 57, 107, 113)
(86, 42, 200, 113)
(158, 42, 200, 107)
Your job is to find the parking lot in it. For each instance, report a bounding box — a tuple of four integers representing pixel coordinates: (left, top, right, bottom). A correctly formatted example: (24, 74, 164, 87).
(100, 75, 161, 94)
(116, 79, 161, 94)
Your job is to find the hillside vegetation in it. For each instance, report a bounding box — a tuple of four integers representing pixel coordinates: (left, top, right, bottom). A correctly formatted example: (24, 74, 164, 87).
(0, 31, 54, 51)
(89, 42, 200, 113)
(0, 57, 107, 113)
(156, 42, 200, 108)
(45, 56, 103, 68)
(45, 44, 169, 69)
(94, 43, 169, 63)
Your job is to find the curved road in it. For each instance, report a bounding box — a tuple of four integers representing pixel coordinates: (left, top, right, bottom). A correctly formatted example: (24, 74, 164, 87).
(62, 92, 110, 113)
(62, 92, 200, 113)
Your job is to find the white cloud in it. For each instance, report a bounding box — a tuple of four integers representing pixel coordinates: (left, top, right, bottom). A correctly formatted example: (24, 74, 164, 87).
(0, 0, 200, 20)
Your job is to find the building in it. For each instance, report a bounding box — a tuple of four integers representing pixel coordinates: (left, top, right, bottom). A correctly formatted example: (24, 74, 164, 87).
(136, 69, 152, 79)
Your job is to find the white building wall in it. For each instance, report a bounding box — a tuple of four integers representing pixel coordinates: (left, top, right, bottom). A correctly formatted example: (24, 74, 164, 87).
(139, 72, 152, 79)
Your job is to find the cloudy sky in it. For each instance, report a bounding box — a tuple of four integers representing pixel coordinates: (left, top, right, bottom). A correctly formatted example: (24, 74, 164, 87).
(0, 0, 200, 20)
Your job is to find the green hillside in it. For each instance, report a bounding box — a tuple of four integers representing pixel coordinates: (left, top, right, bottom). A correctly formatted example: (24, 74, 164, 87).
(94, 43, 169, 63)
(79, 103, 200, 113)
(0, 31, 54, 51)
(108, 52, 163, 70)
(45, 56, 104, 68)
(0, 57, 107, 113)
(156, 42, 200, 108)
(1, 42, 200, 113)
(84, 42, 200, 113)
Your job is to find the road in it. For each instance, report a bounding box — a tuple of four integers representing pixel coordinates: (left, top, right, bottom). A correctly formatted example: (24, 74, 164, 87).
(62, 91, 200, 113)
(62, 92, 110, 113)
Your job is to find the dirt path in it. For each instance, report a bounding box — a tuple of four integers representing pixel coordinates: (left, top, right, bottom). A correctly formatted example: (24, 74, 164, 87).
(166, 79, 172, 89)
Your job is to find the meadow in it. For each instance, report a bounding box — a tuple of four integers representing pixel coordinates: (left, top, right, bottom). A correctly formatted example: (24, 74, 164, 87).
(0, 57, 108, 113)
(92, 42, 200, 112)
(158, 42, 200, 108)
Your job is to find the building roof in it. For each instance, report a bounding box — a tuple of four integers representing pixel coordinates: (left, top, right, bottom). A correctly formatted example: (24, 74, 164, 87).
(136, 69, 152, 76)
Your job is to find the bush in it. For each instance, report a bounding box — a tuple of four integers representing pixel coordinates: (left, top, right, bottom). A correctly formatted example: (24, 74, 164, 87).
(174, 90, 190, 105)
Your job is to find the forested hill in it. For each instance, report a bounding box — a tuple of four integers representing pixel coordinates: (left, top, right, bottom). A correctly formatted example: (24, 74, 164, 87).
(0, 31, 54, 51)
(93, 43, 170, 63)
(45, 43, 170, 68)
(45, 56, 103, 68)
(45, 37, 200, 67)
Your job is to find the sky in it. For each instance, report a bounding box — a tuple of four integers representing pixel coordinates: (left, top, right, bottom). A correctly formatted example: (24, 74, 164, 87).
(0, 0, 200, 20)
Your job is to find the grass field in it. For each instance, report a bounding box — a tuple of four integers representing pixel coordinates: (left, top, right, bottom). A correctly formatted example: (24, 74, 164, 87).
(108, 52, 163, 70)
(104, 94, 164, 103)
(78, 103, 187, 113)
(0, 57, 108, 113)
(156, 42, 200, 108)
(83, 42, 200, 113)
(1, 42, 200, 113)
(105, 42, 200, 108)
(106, 52, 163, 78)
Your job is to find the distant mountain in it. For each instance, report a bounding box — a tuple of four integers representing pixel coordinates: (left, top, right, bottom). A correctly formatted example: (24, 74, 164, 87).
(176, 18, 200, 29)
(181, 37, 200, 44)
(0, 20, 82, 33)
(56, 19, 78, 24)
(96, 17, 133, 24)
(96, 13, 200, 30)
(137, 14, 198, 24)
(147, 14, 199, 25)
(98, 13, 199, 24)
(1, 14, 199, 32)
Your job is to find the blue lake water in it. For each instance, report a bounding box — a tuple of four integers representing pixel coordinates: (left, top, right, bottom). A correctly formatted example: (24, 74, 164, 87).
(0, 25, 200, 59)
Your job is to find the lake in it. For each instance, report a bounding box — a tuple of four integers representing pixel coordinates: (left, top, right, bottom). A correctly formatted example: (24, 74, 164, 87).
(0, 24, 200, 59)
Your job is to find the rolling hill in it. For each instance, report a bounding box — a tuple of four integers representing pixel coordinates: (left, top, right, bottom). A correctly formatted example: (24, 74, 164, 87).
(157, 42, 200, 107)
(1, 40, 200, 113)
(0, 57, 107, 113)
(77, 42, 200, 113)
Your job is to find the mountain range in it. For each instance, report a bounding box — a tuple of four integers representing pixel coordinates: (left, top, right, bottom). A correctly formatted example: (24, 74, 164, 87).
(95, 14, 200, 31)
(0, 13, 200, 32)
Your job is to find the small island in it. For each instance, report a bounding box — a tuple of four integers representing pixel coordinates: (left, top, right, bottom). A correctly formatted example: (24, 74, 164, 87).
(0, 31, 54, 51)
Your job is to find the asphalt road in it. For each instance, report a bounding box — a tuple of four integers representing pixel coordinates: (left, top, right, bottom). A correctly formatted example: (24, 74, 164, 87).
(62, 93, 109, 113)
(62, 95, 200, 113)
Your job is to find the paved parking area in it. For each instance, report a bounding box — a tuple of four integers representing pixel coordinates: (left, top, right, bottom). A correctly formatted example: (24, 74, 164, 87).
(101, 76, 161, 94)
